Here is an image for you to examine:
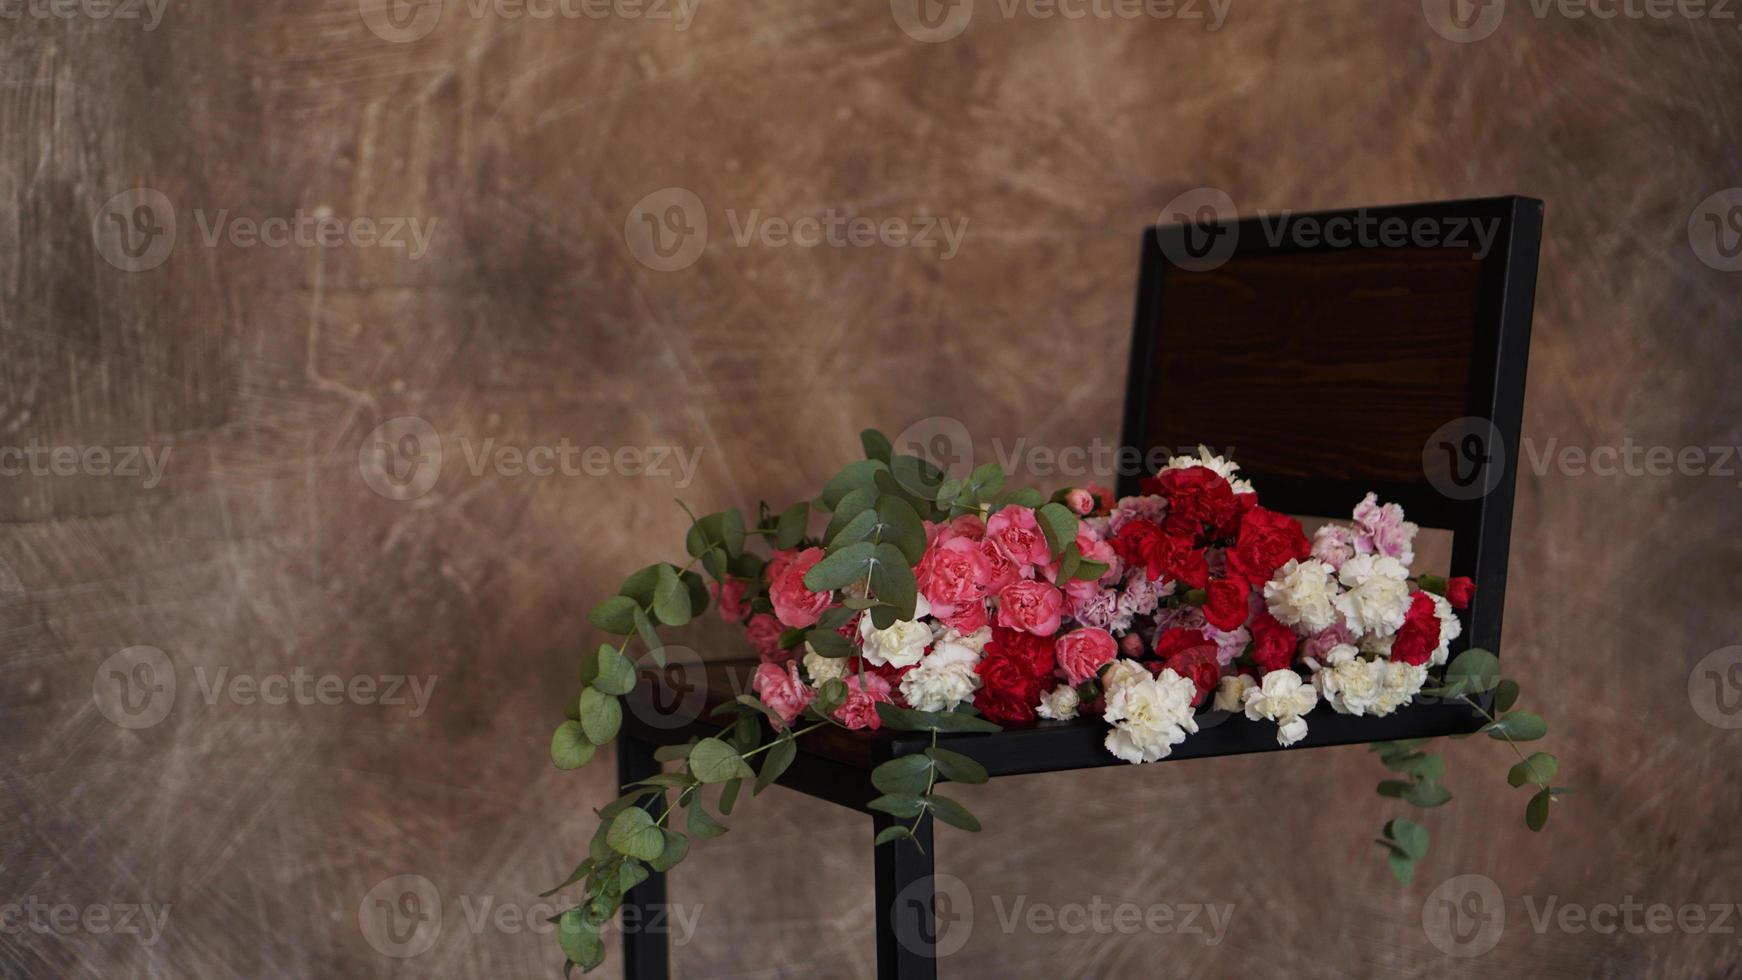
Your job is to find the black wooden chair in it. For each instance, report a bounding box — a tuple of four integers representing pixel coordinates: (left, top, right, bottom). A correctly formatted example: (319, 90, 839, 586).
(617, 195, 1543, 979)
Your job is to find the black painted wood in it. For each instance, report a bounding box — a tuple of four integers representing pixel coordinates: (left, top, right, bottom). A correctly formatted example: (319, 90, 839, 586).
(617, 732, 671, 980)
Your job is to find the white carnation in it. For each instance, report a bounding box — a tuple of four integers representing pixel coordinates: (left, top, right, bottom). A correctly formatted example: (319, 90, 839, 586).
(1102, 667, 1200, 764)
(1165, 445, 1255, 495)
(859, 612, 934, 669)
(1037, 684, 1081, 721)
(1242, 669, 1319, 746)
(1429, 593, 1461, 667)
(802, 647, 847, 684)
(1372, 660, 1429, 715)
(1212, 673, 1255, 712)
(899, 649, 981, 712)
(1264, 558, 1339, 633)
(1333, 554, 1412, 638)
(1314, 654, 1383, 716)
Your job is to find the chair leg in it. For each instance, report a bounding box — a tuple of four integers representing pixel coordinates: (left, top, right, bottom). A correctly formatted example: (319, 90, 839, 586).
(872, 812, 938, 980)
(618, 733, 670, 980)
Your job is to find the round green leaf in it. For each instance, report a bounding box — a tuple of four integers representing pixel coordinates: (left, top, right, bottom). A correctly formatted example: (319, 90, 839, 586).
(925, 793, 982, 832)
(689, 737, 752, 784)
(653, 564, 692, 627)
(1508, 752, 1559, 787)
(550, 721, 595, 770)
(579, 687, 622, 745)
(606, 808, 666, 861)
(593, 645, 636, 696)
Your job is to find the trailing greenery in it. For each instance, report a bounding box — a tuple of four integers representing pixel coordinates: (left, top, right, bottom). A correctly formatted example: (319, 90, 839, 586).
(1370, 646, 1569, 883)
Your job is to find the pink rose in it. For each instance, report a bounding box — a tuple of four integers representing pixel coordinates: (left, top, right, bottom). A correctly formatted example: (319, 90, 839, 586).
(996, 579, 1065, 636)
(770, 547, 832, 629)
(766, 548, 801, 585)
(745, 613, 787, 661)
(752, 661, 814, 729)
(833, 672, 893, 730)
(917, 537, 990, 632)
(711, 578, 749, 623)
(1064, 488, 1096, 516)
(985, 505, 1052, 567)
(928, 513, 987, 546)
(978, 537, 1026, 596)
(1075, 529, 1123, 584)
(1055, 627, 1118, 685)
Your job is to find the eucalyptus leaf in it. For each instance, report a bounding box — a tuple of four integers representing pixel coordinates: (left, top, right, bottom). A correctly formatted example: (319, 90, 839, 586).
(578, 687, 622, 745)
(557, 909, 604, 971)
(872, 755, 933, 796)
(1526, 787, 1553, 831)
(776, 502, 810, 548)
(1404, 781, 1453, 808)
(551, 721, 596, 770)
(687, 799, 727, 838)
(1485, 711, 1548, 742)
(1035, 502, 1080, 559)
(874, 825, 915, 846)
(804, 541, 876, 592)
(593, 645, 636, 696)
(756, 737, 797, 794)
(649, 828, 690, 872)
(925, 793, 981, 832)
(689, 737, 753, 783)
(925, 746, 989, 784)
(867, 794, 927, 818)
(588, 596, 638, 635)
(1507, 752, 1559, 787)
(653, 564, 692, 627)
(605, 808, 665, 862)
(860, 428, 894, 463)
(805, 628, 855, 658)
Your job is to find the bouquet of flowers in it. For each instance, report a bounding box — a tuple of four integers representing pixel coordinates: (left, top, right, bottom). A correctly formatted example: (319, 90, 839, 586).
(546, 432, 1564, 974)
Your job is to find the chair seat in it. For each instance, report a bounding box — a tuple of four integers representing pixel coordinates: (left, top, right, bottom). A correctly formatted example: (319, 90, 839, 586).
(622, 657, 1484, 799)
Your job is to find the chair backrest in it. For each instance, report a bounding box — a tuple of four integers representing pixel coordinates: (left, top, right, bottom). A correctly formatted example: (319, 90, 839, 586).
(1118, 196, 1542, 661)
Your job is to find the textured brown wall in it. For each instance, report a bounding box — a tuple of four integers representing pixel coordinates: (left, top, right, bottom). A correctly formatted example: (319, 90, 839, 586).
(5, 0, 1742, 977)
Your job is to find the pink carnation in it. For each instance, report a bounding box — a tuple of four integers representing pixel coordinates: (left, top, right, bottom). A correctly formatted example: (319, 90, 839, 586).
(997, 579, 1065, 636)
(1311, 524, 1358, 570)
(985, 505, 1052, 567)
(745, 613, 787, 661)
(711, 578, 749, 623)
(752, 661, 814, 729)
(1055, 627, 1118, 685)
(978, 537, 1026, 596)
(917, 536, 990, 632)
(928, 513, 986, 546)
(770, 547, 833, 629)
(1352, 493, 1417, 566)
(1108, 494, 1168, 534)
(833, 672, 893, 730)
(1300, 620, 1356, 664)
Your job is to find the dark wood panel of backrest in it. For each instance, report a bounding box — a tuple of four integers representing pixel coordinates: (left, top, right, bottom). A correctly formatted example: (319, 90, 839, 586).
(1143, 248, 1481, 497)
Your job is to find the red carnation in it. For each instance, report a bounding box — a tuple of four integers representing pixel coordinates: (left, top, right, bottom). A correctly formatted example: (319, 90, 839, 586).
(1227, 507, 1311, 582)
(1111, 518, 1171, 580)
(986, 627, 1058, 678)
(1160, 542, 1210, 590)
(1203, 577, 1250, 631)
(1248, 612, 1299, 673)
(1391, 592, 1442, 666)
(1145, 467, 1240, 540)
(1164, 644, 1222, 706)
(1152, 627, 1210, 663)
(1445, 576, 1476, 610)
(974, 647, 1049, 726)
